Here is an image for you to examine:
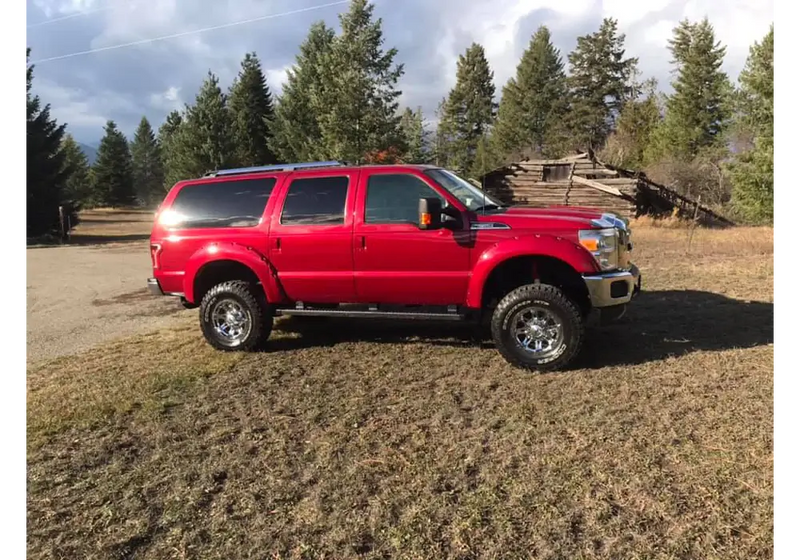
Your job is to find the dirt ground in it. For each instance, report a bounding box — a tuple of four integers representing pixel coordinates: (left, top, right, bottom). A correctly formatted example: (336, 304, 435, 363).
(27, 215, 774, 560)
(26, 210, 190, 364)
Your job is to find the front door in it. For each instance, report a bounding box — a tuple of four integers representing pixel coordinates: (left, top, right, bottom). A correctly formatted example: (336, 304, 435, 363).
(352, 171, 472, 305)
(268, 170, 359, 303)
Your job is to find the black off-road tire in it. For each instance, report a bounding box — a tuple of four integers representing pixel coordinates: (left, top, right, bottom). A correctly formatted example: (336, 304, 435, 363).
(199, 280, 273, 351)
(490, 283, 584, 372)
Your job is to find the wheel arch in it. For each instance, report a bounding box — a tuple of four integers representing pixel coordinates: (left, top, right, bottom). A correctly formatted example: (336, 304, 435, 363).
(468, 248, 591, 316)
(183, 244, 284, 305)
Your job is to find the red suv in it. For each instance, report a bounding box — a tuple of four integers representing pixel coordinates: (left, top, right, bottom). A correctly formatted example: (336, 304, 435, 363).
(148, 161, 640, 371)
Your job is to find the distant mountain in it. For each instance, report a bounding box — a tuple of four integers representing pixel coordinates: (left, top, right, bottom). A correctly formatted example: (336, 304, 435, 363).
(77, 143, 98, 165)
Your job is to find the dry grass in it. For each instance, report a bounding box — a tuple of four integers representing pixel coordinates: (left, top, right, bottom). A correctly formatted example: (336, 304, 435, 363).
(27, 225, 773, 560)
(66, 209, 154, 245)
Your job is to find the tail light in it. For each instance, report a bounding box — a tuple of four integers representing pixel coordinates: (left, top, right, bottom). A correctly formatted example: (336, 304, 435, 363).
(150, 243, 163, 269)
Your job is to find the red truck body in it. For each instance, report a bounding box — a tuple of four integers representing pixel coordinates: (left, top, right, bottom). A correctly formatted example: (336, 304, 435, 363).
(148, 162, 640, 371)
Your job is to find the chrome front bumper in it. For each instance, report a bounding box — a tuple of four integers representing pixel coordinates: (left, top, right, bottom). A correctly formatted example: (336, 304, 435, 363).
(583, 264, 641, 308)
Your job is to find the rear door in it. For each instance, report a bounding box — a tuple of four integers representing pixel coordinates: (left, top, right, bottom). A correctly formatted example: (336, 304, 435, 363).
(267, 170, 359, 303)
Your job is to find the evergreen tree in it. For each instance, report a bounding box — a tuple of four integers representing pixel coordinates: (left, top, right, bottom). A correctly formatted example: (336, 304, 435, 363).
(229, 52, 276, 166)
(566, 18, 638, 150)
(270, 22, 336, 162)
(438, 42, 496, 174)
(399, 107, 428, 163)
(471, 133, 500, 179)
(130, 116, 164, 205)
(433, 98, 450, 167)
(166, 72, 235, 182)
(158, 110, 183, 190)
(493, 26, 568, 160)
(27, 48, 70, 237)
(61, 134, 93, 207)
(647, 18, 732, 161)
(92, 121, 135, 207)
(729, 26, 773, 222)
(314, 0, 404, 162)
(601, 77, 662, 169)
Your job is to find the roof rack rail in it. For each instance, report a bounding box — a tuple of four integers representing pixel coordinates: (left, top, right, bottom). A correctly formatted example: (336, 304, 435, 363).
(204, 161, 346, 177)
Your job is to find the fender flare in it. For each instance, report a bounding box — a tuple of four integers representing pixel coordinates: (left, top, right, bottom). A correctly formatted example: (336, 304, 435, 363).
(465, 234, 600, 308)
(182, 242, 284, 304)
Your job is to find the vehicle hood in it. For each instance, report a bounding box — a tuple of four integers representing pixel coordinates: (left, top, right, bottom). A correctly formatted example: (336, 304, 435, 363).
(473, 205, 610, 231)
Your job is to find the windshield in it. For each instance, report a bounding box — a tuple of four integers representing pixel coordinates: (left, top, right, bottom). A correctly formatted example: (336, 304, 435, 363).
(424, 169, 505, 212)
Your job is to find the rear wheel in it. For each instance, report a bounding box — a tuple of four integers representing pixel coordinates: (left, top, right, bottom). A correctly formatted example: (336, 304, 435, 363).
(490, 283, 584, 372)
(199, 280, 272, 351)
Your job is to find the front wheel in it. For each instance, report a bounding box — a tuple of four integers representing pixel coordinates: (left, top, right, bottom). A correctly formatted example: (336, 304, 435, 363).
(199, 280, 272, 351)
(490, 283, 584, 372)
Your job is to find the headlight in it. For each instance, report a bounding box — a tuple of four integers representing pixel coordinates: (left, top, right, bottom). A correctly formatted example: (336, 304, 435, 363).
(579, 227, 619, 270)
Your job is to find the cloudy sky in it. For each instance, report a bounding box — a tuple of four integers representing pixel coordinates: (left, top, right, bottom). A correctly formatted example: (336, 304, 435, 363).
(26, 0, 773, 146)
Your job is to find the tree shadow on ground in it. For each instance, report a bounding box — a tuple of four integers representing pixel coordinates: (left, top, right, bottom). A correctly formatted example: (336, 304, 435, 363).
(268, 290, 773, 369)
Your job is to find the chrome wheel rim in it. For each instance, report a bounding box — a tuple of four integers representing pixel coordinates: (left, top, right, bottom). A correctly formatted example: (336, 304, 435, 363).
(510, 306, 564, 358)
(211, 299, 252, 346)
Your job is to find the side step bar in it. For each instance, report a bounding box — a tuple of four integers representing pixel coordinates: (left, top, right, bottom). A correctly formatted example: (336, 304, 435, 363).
(275, 308, 467, 321)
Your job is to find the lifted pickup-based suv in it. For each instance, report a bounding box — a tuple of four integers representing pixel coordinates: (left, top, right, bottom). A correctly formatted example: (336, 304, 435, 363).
(148, 161, 640, 371)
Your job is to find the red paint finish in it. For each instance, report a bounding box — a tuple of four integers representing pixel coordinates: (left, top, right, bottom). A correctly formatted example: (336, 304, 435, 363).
(352, 168, 472, 305)
(150, 163, 615, 310)
(465, 234, 600, 309)
(267, 169, 360, 303)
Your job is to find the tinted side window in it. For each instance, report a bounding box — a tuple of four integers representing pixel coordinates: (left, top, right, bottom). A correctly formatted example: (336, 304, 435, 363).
(170, 178, 276, 228)
(281, 176, 349, 225)
(365, 174, 444, 224)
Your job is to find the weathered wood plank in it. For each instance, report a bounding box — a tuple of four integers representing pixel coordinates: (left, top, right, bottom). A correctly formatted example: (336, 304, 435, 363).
(585, 178, 639, 186)
(571, 175, 624, 197)
(572, 168, 618, 176)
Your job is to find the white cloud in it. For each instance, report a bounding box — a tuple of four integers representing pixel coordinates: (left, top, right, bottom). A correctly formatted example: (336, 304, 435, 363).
(602, 0, 672, 28)
(33, 78, 140, 136)
(149, 86, 183, 111)
(33, 0, 100, 17)
(265, 65, 291, 96)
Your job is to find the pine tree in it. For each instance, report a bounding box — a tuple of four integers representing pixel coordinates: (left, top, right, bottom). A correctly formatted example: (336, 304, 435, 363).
(601, 77, 662, 169)
(61, 134, 93, 207)
(314, 0, 404, 162)
(647, 18, 732, 161)
(493, 26, 568, 160)
(166, 72, 235, 181)
(438, 42, 496, 175)
(158, 110, 183, 190)
(270, 22, 336, 162)
(27, 48, 71, 237)
(130, 116, 165, 205)
(729, 26, 773, 222)
(229, 52, 276, 167)
(566, 18, 638, 150)
(92, 121, 135, 207)
(399, 107, 428, 163)
(472, 133, 499, 179)
(433, 98, 450, 167)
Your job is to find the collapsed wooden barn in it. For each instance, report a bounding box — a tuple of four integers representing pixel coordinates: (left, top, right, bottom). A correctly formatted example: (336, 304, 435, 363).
(478, 152, 734, 225)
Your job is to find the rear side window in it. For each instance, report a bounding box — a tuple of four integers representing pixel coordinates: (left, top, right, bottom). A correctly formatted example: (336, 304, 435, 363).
(169, 178, 276, 228)
(281, 176, 349, 225)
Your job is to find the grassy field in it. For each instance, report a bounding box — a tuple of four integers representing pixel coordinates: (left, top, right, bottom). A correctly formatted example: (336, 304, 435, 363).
(27, 223, 773, 559)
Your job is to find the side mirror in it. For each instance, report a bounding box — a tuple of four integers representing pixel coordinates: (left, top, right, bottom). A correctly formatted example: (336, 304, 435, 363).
(418, 197, 443, 230)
